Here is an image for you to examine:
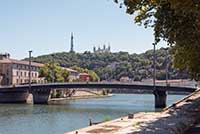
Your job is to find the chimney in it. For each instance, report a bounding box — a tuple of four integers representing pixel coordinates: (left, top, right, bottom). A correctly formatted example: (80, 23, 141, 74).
(0, 53, 10, 60)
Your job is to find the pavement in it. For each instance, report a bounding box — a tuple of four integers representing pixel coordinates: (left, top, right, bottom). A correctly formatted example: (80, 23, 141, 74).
(65, 113, 166, 134)
(184, 123, 200, 134)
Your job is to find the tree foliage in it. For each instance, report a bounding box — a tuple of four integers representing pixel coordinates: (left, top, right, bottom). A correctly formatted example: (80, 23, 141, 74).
(39, 63, 69, 82)
(33, 48, 187, 81)
(114, 0, 200, 81)
(71, 65, 100, 82)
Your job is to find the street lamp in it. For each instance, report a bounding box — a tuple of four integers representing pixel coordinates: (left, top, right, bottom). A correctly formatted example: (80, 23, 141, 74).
(52, 54, 55, 83)
(29, 50, 32, 91)
(152, 44, 167, 108)
(165, 48, 169, 86)
(153, 43, 156, 91)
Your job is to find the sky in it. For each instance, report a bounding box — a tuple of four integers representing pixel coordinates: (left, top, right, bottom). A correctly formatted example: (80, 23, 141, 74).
(0, 0, 167, 59)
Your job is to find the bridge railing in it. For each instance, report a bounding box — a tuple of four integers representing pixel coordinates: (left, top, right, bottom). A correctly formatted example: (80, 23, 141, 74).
(0, 82, 197, 93)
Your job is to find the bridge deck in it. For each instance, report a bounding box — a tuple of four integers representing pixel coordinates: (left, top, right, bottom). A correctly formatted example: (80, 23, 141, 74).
(0, 82, 196, 93)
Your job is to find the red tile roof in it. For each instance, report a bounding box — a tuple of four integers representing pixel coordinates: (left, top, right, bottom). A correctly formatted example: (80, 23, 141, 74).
(0, 58, 79, 73)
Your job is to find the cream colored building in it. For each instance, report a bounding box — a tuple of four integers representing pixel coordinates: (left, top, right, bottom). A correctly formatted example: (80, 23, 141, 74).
(0, 53, 45, 86)
(0, 53, 80, 86)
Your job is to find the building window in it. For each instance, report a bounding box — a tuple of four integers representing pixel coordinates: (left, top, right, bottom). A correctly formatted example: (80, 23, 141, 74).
(16, 71, 18, 76)
(6, 78, 9, 85)
(16, 64, 18, 68)
(6, 69, 9, 75)
(21, 72, 23, 77)
(24, 72, 27, 77)
(25, 79, 28, 83)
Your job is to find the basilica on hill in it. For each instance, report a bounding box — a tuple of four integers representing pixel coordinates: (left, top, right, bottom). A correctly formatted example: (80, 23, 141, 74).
(93, 45, 111, 53)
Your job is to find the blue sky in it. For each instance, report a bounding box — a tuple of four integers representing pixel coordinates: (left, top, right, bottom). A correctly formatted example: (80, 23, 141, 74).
(0, 0, 166, 59)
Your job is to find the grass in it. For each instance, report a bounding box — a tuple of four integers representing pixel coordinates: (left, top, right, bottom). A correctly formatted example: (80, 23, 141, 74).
(103, 116, 111, 122)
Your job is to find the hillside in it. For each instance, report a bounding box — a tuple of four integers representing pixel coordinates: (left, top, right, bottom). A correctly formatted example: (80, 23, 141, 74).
(30, 48, 188, 81)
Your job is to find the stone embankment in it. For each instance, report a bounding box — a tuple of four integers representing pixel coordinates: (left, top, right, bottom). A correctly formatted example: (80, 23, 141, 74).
(65, 89, 200, 134)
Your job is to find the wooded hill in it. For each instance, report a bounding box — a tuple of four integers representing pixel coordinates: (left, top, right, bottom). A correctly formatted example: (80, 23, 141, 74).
(29, 48, 188, 81)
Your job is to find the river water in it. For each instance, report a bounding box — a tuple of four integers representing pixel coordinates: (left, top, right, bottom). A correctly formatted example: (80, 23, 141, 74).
(0, 94, 185, 134)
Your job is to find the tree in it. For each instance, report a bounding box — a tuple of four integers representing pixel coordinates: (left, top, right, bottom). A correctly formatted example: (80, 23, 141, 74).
(39, 63, 53, 82)
(62, 69, 69, 82)
(39, 63, 69, 82)
(71, 65, 100, 82)
(114, 0, 200, 80)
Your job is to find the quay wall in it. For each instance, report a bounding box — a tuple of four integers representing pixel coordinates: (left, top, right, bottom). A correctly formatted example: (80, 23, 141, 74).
(0, 90, 30, 103)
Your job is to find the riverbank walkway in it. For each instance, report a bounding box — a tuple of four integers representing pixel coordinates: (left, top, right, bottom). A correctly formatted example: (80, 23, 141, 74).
(65, 89, 200, 134)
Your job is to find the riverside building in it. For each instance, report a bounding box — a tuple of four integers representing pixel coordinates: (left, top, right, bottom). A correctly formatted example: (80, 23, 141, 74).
(0, 53, 85, 86)
(61, 67, 79, 82)
(0, 53, 45, 86)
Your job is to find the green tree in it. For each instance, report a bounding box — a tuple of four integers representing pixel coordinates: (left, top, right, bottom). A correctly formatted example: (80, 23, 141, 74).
(62, 69, 69, 82)
(71, 65, 99, 82)
(33, 48, 187, 81)
(114, 0, 200, 80)
(54, 67, 64, 82)
(39, 63, 69, 82)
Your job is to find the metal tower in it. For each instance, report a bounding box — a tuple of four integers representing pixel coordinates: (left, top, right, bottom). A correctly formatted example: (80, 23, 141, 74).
(70, 32, 74, 52)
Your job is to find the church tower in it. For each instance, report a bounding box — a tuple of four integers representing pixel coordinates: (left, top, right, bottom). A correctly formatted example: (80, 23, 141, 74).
(108, 44, 111, 52)
(93, 46, 96, 52)
(70, 32, 74, 52)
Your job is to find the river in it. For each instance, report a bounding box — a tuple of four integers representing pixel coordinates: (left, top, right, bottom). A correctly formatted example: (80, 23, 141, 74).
(0, 94, 186, 134)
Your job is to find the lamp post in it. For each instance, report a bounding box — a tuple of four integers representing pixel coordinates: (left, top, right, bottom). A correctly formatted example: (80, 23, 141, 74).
(29, 50, 32, 91)
(153, 44, 167, 108)
(153, 43, 156, 91)
(52, 54, 55, 83)
(165, 48, 169, 86)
